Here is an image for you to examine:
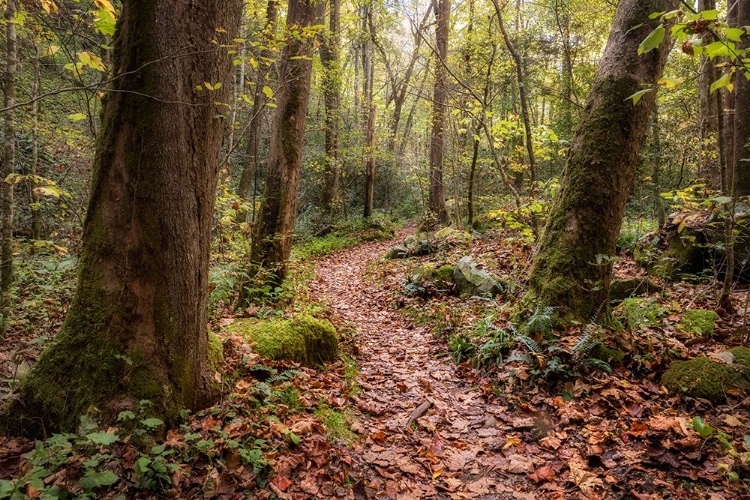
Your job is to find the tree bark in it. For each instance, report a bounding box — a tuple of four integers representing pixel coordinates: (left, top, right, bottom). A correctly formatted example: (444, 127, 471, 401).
(733, 0, 750, 196)
(0, 0, 17, 340)
(364, 105, 376, 217)
(249, 0, 316, 286)
(493, 0, 537, 187)
(320, 0, 341, 220)
(428, 0, 450, 224)
(8, 0, 242, 435)
(30, 45, 42, 241)
(238, 0, 278, 203)
(724, 1, 738, 190)
(525, 0, 677, 324)
(697, 0, 720, 189)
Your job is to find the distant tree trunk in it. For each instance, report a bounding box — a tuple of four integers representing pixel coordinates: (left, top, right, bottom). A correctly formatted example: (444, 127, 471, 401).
(320, 0, 341, 220)
(364, 105, 376, 217)
(525, 0, 677, 324)
(493, 0, 537, 186)
(0, 0, 17, 340)
(249, 0, 316, 286)
(8, 0, 242, 435)
(30, 45, 42, 241)
(652, 104, 666, 227)
(733, 1, 750, 197)
(428, 0, 449, 224)
(724, 1, 738, 189)
(698, 0, 720, 189)
(555, 0, 576, 139)
(238, 0, 277, 204)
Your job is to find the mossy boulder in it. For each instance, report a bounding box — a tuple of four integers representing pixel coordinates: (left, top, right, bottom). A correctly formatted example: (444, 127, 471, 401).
(410, 263, 455, 285)
(616, 298, 667, 330)
(387, 245, 409, 259)
(729, 347, 750, 368)
(207, 332, 224, 371)
(661, 356, 750, 402)
(609, 277, 662, 303)
(453, 256, 502, 298)
(228, 315, 338, 368)
(434, 227, 472, 246)
(677, 309, 720, 336)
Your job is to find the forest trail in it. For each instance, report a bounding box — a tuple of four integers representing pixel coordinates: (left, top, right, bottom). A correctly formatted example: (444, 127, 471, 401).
(309, 229, 536, 499)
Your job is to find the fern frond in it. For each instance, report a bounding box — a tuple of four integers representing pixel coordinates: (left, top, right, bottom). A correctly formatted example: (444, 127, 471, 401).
(572, 332, 598, 360)
(580, 358, 612, 374)
(515, 334, 542, 353)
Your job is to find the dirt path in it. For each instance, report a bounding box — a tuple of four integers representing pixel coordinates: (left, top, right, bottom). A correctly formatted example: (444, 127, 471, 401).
(309, 231, 537, 500)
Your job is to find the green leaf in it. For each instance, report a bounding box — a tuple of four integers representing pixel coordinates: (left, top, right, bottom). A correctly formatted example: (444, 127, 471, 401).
(638, 26, 666, 55)
(80, 471, 119, 491)
(710, 71, 734, 94)
(625, 89, 652, 105)
(658, 76, 683, 89)
(704, 41, 734, 59)
(648, 11, 665, 20)
(67, 113, 88, 122)
(262, 86, 274, 99)
(692, 416, 714, 438)
(117, 410, 135, 422)
(711, 196, 733, 205)
(725, 27, 745, 42)
(86, 432, 119, 445)
(700, 9, 719, 21)
(140, 418, 164, 429)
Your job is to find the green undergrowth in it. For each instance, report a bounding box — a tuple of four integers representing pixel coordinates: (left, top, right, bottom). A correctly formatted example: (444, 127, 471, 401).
(315, 404, 357, 446)
(291, 215, 398, 261)
(1, 364, 318, 498)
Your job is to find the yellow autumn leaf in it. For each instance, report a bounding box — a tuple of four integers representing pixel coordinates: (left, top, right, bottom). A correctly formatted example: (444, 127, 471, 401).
(94, 0, 116, 15)
(39, 0, 58, 15)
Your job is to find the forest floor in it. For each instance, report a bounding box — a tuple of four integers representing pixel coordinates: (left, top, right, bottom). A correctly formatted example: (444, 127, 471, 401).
(2, 221, 750, 499)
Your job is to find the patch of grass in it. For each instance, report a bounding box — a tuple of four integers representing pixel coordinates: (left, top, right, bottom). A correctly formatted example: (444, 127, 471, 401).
(314, 404, 357, 445)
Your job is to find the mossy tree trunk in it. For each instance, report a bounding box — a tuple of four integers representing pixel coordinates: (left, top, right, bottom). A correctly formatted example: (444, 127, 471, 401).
(250, 0, 316, 285)
(428, 0, 449, 224)
(733, 1, 750, 197)
(320, 0, 341, 221)
(0, 0, 17, 339)
(9, 0, 241, 435)
(525, 0, 677, 324)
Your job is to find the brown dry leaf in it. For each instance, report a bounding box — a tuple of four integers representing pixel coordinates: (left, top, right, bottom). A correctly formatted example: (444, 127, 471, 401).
(506, 454, 531, 474)
(466, 477, 493, 494)
(503, 436, 522, 450)
(723, 415, 743, 427)
(529, 464, 556, 483)
(568, 455, 602, 494)
(290, 418, 316, 435)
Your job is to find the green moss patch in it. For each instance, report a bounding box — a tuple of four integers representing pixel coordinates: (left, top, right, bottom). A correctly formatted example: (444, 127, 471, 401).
(207, 332, 224, 371)
(677, 309, 720, 336)
(590, 343, 626, 364)
(434, 227, 472, 246)
(661, 357, 749, 402)
(228, 315, 338, 368)
(616, 298, 667, 330)
(729, 347, 750, 368)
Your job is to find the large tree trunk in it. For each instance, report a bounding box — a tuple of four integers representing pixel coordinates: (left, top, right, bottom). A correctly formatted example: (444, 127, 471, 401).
(733, 1, 750, 196)
(724, 1, 738, 190)
(364, 105, 376, 217)
(0, 0, 17, 340)
(525, 0, 677, 324)
(320, 0, 341, 220)
(249, 0, 316, 285)
(8, 0, 241, 435)
(428, 0, 449, 224)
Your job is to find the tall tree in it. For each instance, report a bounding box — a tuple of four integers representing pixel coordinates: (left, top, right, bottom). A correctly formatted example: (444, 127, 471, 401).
(525, 0, 678, 324)
(697, 0, 720, 189)
(8, 0, 242, 434)
(250, 0, 317, 285)
(238, 0, 278, 207)
(733, 1, 750, 196)
(428, 0, 450, 224)
(320, 0, 341, 220)
(0, 0, 18, 339)
(362, 2, 376, 218)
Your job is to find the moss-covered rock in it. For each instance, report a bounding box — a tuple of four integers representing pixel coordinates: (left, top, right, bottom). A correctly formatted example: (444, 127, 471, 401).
(453, 256, 502, 298)
(207, 332, 224, 371)
(729, 347, 750, 368)
(228, 315, 338, 368)
(434, 264, 455, 282)
(616, 298, 667, 330)
(677, 309, 720, 336)
(590, 343, 626, 364)
(387, 245, 409, 259)
(661, 357, 749, 402)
